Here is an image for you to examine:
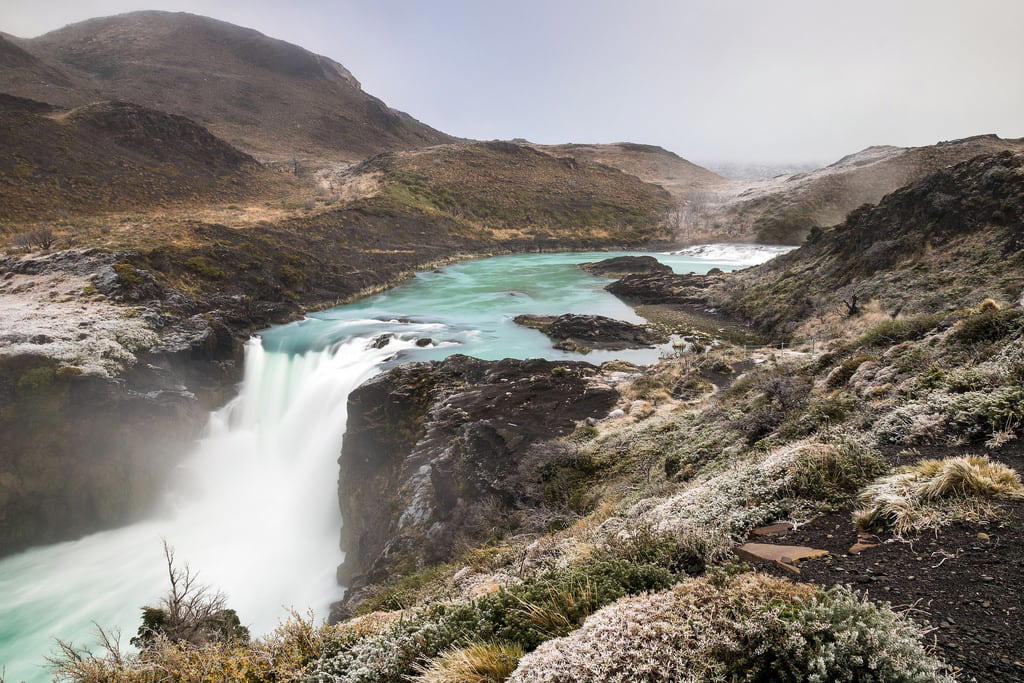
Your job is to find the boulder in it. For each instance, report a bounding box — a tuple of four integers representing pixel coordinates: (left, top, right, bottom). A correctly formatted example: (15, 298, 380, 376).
(513, 313, 667, 351)
(579, 255, 672, 277)
(605, 272, 721, 306)
(735, 542, 829, 573)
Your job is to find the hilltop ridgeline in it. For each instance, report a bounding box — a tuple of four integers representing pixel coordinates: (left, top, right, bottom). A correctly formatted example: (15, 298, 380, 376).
(1, 10, 453, 160)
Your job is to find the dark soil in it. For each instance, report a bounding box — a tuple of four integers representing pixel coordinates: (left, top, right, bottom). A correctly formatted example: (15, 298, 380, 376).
(747, 443, 1024, 682)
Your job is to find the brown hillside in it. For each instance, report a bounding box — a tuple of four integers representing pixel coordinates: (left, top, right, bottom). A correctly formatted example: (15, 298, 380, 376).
(336, 141, 676, 242)
(529, 142, 727, 198)
(715, 150, 1024, 337)
(4, 11, 453, 160)
(0, 97, 276, 221)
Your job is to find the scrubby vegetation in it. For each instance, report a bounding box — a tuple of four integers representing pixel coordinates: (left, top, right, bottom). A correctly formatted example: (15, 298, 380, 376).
(854, 455, 1024, 533)
(59, 293, 1023, 680)
(509, 572, 951, 682)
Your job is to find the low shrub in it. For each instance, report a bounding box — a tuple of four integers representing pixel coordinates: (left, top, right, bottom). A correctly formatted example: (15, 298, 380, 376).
(782, 391, 857, 438)
(786, 435, 888, 504)
(945, 385, 1024, 437)
(951, 307, 1023, 345)
(508, 572, 952, 682)
(825, 353, 875, 388)
(308, 560, 678, 682)
(854, 455, 1024, 533)
(853, 314, 943, 349)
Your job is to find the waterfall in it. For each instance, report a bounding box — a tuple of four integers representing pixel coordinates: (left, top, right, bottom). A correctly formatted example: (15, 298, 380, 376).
(0, 335, 409, 682)
(0, 248, 790, 681)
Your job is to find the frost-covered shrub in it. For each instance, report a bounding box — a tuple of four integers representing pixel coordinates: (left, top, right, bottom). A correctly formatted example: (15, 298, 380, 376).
(874, 384, 1024, 445)
(307, 560, 677, 682)
(601, 439, 823, 562)
(855, 455, 1024, 533)
(848, 361, 898, 398)
(508, 573, 951, 683)
(944, 386, 1024, 437)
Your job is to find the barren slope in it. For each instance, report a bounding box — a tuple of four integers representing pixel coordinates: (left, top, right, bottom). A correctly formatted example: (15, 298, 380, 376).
(0, 95, 279, 221)
(529, 142, 727, 198)
(2, 11, 453, 160)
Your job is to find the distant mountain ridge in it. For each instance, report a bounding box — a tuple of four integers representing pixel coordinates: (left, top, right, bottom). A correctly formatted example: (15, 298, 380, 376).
(705, 134, 1024, 244)
(526, 141, 727, 199)
(0, 10, 453, 160)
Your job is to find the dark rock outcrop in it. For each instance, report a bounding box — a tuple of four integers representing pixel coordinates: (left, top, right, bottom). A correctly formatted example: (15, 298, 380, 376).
(514, 313, 667, 351)
(579, 255, 672, 277)
(0, 249, 242, 557)
(0, 352, 227, 556)
(605, 272, 721, 306)
(334, 355, 617, 615)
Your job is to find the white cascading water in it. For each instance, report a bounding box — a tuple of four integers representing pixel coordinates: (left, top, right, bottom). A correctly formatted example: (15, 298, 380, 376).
(159, 335, 416, 627)
(0, 335, 413, 682)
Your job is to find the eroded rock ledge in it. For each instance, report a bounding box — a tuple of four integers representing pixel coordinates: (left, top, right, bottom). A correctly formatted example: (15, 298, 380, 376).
(334, 354, 617, 618)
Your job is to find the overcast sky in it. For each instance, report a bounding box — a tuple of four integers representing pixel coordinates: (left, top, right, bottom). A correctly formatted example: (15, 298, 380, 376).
(3, 0, 1022, 165)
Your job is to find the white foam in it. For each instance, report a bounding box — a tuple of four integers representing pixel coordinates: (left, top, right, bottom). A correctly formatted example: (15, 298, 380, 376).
(664, 243, 795, 266)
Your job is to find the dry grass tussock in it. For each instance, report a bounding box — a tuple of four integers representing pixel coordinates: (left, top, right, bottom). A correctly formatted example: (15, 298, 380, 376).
(412, 641, 524, 683)
(48, 610, 389, 682)
(855, 455, 1024, 534)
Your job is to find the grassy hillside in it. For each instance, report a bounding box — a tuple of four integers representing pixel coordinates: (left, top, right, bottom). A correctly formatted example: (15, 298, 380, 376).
(340, 141, 676, 243)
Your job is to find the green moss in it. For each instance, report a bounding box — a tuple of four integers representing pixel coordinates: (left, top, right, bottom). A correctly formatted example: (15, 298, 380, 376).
(353, 562, 456, 616)
(185, 256, 225, 279)
(17, 366, 57, 393)
(112, 263, 142, 286)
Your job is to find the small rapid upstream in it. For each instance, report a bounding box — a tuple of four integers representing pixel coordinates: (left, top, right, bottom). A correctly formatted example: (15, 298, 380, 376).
(0, 245, 789, 681)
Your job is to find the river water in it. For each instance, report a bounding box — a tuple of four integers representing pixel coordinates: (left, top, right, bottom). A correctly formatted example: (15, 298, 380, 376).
(0, 245, 789, 681)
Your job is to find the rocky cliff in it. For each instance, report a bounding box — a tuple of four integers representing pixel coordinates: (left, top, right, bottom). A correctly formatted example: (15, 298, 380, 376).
(335, 355, 618, 615)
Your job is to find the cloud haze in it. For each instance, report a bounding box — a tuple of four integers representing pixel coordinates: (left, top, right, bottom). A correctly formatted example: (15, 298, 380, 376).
(3, 0, 1022, 164)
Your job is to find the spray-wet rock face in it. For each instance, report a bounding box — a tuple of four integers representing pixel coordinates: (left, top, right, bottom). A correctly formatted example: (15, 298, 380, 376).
(334, 354, 617, 616)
